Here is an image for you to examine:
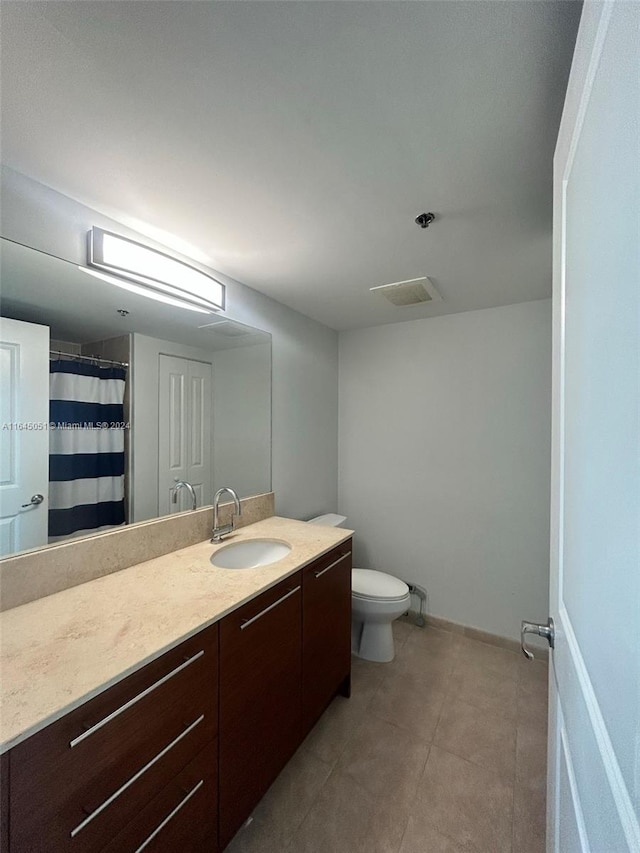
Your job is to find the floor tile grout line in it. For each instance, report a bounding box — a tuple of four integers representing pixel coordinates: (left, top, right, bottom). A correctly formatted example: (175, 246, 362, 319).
(396, 742, 434, 853)
(451, 654, 521, 684)
(277, 758, 336, 850)
(421, 815, 486, 853)
(442, 688, 520, 727)
(282, 764, 344, 850)
(411, 742, 505, 853)
(428, 742, 517, 790)
(431, 738, 517, 784)
(238, 747, 337, 851)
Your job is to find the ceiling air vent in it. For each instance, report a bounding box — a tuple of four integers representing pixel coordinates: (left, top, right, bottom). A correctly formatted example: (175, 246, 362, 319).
(198, 320, 253, 337)
(370, 276, 442, 307)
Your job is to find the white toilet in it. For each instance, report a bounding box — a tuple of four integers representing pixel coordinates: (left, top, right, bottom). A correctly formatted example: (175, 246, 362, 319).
(307, 514, 411, 663)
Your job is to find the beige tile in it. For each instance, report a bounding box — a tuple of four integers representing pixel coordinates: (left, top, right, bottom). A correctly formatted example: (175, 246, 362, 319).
(513, 780, 546, 853)
(415, 746, 514, 853)
(351, 655, 388, 698)
(434, 696, 517, 784)
(289, 768, 409, 853)
(455, 637, 520, 680)
(392, 639, 457, 688)
(516, 723, 547, 793)
(448, 659, 518, 720)
(301, 695, 368, 766)
(369, 669, 446, 742)
(517, 656, 549, 687)
(216, 491, 275, 530)
(392, 618, 414, 649)
(399, 816, 480, 853)
(404, 624, 460, 660)
(517, 678, 549, 732)
(337, 714, 430, 806)
(249, 746, 333, 846)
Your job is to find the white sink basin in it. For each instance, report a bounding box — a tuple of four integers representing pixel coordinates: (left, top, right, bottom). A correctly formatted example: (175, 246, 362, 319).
(210, 539, 292, 569)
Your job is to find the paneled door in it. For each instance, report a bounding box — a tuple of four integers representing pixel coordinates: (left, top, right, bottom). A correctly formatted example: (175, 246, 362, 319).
(0, 317, 50, 555)
(547, 2, 639, 850)
(158, 355, 212, 515)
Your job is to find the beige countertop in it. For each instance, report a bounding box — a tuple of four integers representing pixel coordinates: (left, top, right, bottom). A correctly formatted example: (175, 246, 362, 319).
(0, 516, 353, 754)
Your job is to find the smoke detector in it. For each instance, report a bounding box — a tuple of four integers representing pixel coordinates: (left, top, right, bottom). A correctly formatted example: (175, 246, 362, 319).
(369, 276, 442, 307)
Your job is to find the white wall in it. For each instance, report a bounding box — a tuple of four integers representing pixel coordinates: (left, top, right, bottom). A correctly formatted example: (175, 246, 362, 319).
(213, 342, 271, 499)
(1, 168, 339, 520)
(338, 300, 552, 641)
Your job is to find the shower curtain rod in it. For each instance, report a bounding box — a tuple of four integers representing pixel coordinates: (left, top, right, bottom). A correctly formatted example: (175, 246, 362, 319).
(49, 350, 129, 368)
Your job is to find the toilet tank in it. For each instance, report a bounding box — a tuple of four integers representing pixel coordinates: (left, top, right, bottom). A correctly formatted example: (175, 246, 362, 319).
(307, 513, 347, 528)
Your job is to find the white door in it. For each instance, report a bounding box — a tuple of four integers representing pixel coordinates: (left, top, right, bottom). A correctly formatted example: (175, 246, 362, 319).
(158, 354, 212, 515)
(0, 317, 50, 556)
(546, 2, 640, 850)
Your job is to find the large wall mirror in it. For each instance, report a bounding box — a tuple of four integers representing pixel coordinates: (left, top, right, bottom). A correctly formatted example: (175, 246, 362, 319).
(0, 237, 272, 559)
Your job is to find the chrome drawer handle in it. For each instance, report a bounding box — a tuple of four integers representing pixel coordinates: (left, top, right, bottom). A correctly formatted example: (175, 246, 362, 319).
(240, 586, 301, 630)
(70, 715, 204, 837)
(314, 551, 351, 579)
(134, 779, 204, 853)
(70, 650, 205, 748)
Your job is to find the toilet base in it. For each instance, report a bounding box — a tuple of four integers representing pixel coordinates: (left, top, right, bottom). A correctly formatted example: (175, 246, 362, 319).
(351, 619, 395, 663)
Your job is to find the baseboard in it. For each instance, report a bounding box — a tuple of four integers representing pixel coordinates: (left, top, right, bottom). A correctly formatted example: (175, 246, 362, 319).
(400, 609, 549, 662)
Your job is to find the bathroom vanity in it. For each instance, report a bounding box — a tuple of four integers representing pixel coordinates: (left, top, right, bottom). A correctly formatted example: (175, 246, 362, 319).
(0, 518, 353, 852)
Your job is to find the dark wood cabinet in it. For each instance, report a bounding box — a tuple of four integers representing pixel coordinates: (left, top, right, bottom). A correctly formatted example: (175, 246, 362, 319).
(8, 623, 219, 853)
(218, 575, 302, 849)
(302, 541, 352, 734)
(100, 742, 218, 853)
(3, 538, 353, 853)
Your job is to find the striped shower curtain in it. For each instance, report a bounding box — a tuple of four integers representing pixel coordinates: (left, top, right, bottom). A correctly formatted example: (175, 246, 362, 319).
(49, 359, 127, 542)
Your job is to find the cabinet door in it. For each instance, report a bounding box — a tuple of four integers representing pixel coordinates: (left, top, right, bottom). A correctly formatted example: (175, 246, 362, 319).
(218, 576, 302, 849)
(302, 541, 352, 734)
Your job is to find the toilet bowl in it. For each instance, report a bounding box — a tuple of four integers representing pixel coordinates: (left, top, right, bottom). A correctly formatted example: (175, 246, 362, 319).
(351, 569, 411, 662)
(307, 514, 410, 663)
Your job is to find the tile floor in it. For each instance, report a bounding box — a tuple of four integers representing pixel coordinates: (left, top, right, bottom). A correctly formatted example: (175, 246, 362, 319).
(226, 619, 549, 853)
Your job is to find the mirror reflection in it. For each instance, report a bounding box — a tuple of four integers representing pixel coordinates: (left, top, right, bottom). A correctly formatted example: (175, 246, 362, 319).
(0, 238, 272, 559)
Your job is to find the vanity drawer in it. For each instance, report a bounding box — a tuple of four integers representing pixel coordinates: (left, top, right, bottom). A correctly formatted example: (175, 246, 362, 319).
(9, 623, 218, 852)
(100, 740, 218, 853)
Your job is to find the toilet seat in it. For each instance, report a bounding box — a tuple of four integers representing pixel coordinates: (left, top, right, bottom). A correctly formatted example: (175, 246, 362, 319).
(352, 568, 410, 602)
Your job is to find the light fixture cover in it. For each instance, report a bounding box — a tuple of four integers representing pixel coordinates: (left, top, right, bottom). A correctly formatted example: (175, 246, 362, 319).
(78, 266, 211, 314)
(88, 227, 225, 312)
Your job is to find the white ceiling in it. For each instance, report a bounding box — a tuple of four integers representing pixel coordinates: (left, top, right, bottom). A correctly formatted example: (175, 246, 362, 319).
(0, 1, 581, 331)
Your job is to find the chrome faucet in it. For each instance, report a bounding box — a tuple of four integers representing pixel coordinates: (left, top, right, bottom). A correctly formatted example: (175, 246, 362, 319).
(172, 479, 197, 511)
(212, 487, 242, 542)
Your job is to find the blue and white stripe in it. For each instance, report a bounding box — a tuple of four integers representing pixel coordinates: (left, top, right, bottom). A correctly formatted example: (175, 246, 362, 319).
(49, 359, 127, 541)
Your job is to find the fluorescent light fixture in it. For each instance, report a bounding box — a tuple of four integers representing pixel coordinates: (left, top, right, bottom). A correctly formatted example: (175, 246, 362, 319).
(78, 267, 211, 314)
(87, 227, 225, 313)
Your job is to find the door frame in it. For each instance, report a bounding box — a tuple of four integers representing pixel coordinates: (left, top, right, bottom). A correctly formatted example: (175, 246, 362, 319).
(548, 2, 640, 850)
